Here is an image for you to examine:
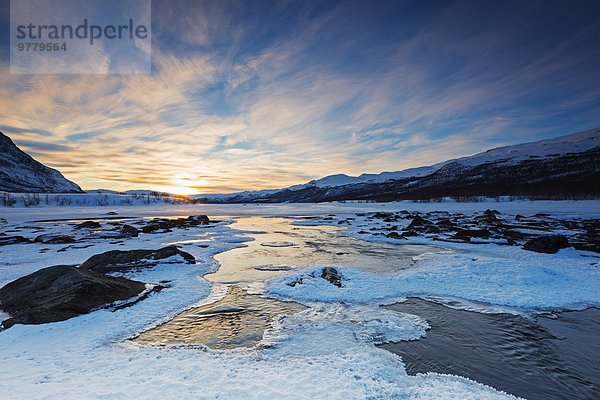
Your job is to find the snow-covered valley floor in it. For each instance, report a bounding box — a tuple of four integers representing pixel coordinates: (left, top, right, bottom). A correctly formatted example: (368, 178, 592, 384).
(0, 201, 599, 399)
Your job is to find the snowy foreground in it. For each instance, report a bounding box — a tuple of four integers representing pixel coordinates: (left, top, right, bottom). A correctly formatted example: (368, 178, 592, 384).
(0, 200, 599, 399)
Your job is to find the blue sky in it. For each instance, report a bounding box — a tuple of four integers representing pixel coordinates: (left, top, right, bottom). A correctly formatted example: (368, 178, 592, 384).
(0, 0, 599, 194)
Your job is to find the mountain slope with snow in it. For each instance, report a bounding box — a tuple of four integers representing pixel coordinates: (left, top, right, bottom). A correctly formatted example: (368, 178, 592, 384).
(0, 132, 82, 193)
(198, 127, 600, 202)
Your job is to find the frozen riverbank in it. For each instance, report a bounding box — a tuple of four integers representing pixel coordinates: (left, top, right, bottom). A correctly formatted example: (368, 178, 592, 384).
(0, 201, 598, 399)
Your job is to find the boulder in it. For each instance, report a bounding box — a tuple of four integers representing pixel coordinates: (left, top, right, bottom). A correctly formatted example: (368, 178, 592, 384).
(74, 221, 101, 229)
(407, 215, 432, 229)
(120, 224, 139, 237)
(436, 219, 456, 229)
(141, 223, 161, 233)
(0, 265, 146, 328)
(34, 234, 76, 244)
(80, 246, 195, 272)
(523, 235, 570, 254)
(321, 267, 343, 287)
(386, 232, 406, 240)
(454, 229, 492, 240)
(373, 212, 394, 219)
(0, 235, 31, 246)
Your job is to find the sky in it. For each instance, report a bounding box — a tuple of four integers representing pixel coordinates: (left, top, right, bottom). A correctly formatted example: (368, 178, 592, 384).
(0, 0, 599, 195)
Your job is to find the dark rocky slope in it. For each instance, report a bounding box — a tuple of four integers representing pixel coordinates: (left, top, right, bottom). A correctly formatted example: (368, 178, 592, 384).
(0, 131, 82, 193)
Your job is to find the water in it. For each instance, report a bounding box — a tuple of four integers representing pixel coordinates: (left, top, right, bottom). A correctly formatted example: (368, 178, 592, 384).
(133, 285, 306, 349)
(379, 298, 600, 400)
(137, 216, 432, 349)
(134, 216, 600, 399)
(205, 217, 432, 283)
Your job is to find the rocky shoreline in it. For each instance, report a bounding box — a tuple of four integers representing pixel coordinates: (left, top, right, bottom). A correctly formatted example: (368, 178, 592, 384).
(0, 214, 212, 329)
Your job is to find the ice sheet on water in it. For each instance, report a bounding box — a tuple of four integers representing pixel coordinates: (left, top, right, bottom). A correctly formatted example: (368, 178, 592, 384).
(266, 243, 600, 312)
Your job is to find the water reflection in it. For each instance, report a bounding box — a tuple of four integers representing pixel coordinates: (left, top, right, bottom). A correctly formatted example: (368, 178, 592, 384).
(133, 285, 306, 349)
(206, 217, 433, 284)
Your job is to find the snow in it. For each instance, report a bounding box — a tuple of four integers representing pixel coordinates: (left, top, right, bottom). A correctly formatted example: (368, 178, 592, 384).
(0, 132, 81, 193)
(1, 201, 598, 399)
(267, 245, 600, 311)
(0, 208, 521, 399)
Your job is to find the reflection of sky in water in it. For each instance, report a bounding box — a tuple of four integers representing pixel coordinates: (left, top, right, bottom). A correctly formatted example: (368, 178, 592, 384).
(134, 285, 306, 349)
(206, 217, 435, 284)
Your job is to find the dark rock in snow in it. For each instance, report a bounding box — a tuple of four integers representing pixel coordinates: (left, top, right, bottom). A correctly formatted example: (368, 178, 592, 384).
(80, 246, 195, 272)
(0, 265, 146, 328)
(402, 230, 418, 237)
(34, 234, 76, 244)
(373, 212, 394, 219)
(106, 211, 118, 215)
(455, 229, 493, 240)
(321, 267, 343, 287)
(120, 224, 139, 237)
(142, 223, 161, 233)
(407, 216, 432, 229)
(74, 221, 101, 229)
(0, 235, 31, 246)
(436, 219, 456, 229)
(523, 235, 570, 254)
(141, 215, 210, 234)
(386, 232, 406, 240)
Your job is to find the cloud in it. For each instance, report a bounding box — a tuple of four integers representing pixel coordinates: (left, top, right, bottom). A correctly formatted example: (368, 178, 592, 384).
(0, 0, 599, 193)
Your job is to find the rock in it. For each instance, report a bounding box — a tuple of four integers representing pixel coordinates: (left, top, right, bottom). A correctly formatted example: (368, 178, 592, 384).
(454, 229, 492, 240)
(141, 224, 161, 233)
(140, 215, 210, 233)
(502, 229, 526, 240)
(476, 213, 500, 224)
(484, 209, 500, 216)
(373, 212, 394, 219)
(0, 235, 31, 246)
(34, 234, 76, 244)
(523, 235, 570, 254)
(407, 215, 432, 229)
(0, 218, 7, 224)
(386, 232, 406, 240)
(436, 219, 455, 229)
(402, 230, 418, 237)
(0, 265, 146, 328)
(74, 221, 101, 229)
(106, 211, 118, 215)
(80, 246, 195, 272)
(120, 224, 139, 237)
(321, 267, 343, 287)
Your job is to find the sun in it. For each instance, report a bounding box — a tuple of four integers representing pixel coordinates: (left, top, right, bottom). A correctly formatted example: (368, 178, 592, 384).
(158, 174, 204, 196)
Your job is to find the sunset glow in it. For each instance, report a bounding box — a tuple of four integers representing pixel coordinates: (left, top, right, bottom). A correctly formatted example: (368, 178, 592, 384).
(1, 1, 599, 194)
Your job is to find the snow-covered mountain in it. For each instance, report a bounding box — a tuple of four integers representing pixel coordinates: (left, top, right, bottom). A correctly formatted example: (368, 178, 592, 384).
(198, 127, 600, 203)
(0, 132, 82, 193)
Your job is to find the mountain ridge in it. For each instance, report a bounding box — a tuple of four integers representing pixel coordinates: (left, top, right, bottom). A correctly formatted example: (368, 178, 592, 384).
(197, 127, 600, 203)
(0, 132, 82, 193)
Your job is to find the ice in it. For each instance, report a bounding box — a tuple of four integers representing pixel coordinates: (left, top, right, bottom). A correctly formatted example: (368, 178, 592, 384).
(2, 202, 598, 399)
(267, 244, 600, 312)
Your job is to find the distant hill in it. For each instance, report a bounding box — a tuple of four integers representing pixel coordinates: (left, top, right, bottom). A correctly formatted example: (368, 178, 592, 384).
(197, 127, 600, 202)
(0, 132, 82, 193)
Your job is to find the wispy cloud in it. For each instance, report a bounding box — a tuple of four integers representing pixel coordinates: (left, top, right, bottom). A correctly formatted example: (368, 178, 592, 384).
(0, 0, 599, 193)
